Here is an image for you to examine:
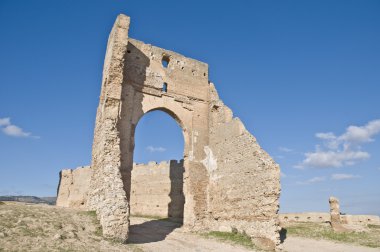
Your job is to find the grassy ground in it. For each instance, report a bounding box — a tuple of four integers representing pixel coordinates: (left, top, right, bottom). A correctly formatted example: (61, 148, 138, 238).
(283, 222, 380, 248)
(201, 230, 258, 250)
(0, 202, 141, 252)
(130, 214, 183, 224)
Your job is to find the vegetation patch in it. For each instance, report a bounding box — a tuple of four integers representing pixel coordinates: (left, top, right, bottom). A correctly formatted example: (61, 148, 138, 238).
(0, 201, 5, 205)
(369, 224, 380, 229)
(94, 224, 103, 237)
(159, 217, 183, 224)
(130, 214, 163, 220)
(79, 211, 103, 236)
(80, 210, 97, 218)
(284, 222, 380, 248)
(130, 214, 183, 225)
(201, 230, 257, 250)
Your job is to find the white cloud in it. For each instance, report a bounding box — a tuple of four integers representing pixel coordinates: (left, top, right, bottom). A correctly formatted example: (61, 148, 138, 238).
(340, 120, 380, 144)
(331, 173, 360, 181)
(279, 147, 293, 152)
(0, 117, 11, 126)
(146, 145, 166, 153)
(280, 172, 287, 178)
(316, 132, 336, 140)
(2, 125, 31, 137)
(297, 119, 380, 169)
(0, 117, 38, 138)
(299, 149, 370, 168)
(297, 176, 326, 185)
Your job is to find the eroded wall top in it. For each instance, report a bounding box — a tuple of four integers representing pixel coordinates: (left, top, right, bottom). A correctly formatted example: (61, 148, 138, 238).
(125, 38, 210, 102)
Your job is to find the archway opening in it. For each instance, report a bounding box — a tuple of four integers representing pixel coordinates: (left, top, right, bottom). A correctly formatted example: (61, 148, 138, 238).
(130, 110, 185, 223)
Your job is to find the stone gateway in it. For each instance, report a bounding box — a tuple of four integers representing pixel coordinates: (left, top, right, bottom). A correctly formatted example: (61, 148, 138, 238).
(61, 14, 281, 250)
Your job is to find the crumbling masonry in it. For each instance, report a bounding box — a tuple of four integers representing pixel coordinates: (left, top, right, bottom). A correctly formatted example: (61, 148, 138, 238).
(66, 14, 281, 250)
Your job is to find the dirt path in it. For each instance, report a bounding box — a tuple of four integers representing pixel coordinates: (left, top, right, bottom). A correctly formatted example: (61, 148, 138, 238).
(128, 217, 253, 252)
(129, 217, 380, 252)
(283, 236, 380, 252)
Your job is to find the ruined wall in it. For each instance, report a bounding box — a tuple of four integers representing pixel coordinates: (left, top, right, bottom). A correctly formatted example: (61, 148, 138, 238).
(130, 160, 185, 218)
(206, 83, 281, 250)
(119, 37, 211, 231)
(341, 214, 380, 225)
(56, 166, 92, 209)
(329, 196, 349, 232)
(86, 14, 281, 250)
(57, 162, 185, 219)
(87, 15, 131, 241)
(280, 213, 330, 223)
(279, 213, 380, 225)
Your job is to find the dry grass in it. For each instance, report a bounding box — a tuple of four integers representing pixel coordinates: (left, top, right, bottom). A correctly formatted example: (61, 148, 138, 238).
(201, 229, 258, 250)
(283, 222, 380, 248)
(130, 214, 183, 224)
(0, 201, 142, 252)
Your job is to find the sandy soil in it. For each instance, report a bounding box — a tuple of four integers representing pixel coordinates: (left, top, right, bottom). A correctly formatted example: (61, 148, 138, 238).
(128, 217, 252, 252)
(283, 236, 380, 252)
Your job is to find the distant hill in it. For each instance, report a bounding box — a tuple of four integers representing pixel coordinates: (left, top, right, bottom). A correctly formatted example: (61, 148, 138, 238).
(0, 196, 56, 205)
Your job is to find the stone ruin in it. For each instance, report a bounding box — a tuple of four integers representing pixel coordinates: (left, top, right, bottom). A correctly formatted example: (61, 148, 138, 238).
(329, 196, 347, 232)
(279, 196, 380, 229)
(57, 14, 281, 250)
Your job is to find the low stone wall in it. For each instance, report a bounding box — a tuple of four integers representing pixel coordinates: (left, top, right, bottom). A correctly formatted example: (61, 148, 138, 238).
(341, 214, 380, 225)
(56, 166, 92, 209)
(279, 212, 380, 225)
(279, 212, 330, 223)
(57, 161, 185, 218)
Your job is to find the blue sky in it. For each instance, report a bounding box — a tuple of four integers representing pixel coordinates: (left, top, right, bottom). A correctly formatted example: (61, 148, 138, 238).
(0, 1, 379, 215)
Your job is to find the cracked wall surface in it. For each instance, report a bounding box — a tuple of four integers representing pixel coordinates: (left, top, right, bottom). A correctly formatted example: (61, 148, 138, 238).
(81, 14, 281, 250)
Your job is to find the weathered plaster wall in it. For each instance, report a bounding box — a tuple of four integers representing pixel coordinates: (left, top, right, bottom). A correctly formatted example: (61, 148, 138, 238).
(130, 160, 185, 218)
(56, 166, 92, 209)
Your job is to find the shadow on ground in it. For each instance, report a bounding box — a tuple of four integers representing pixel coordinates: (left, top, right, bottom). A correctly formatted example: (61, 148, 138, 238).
(128, 218, 182, 244)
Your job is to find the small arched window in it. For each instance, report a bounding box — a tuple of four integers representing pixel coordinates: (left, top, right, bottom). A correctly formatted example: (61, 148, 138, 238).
(162, 82, 168, 92)
(162, 55, 170, 68)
